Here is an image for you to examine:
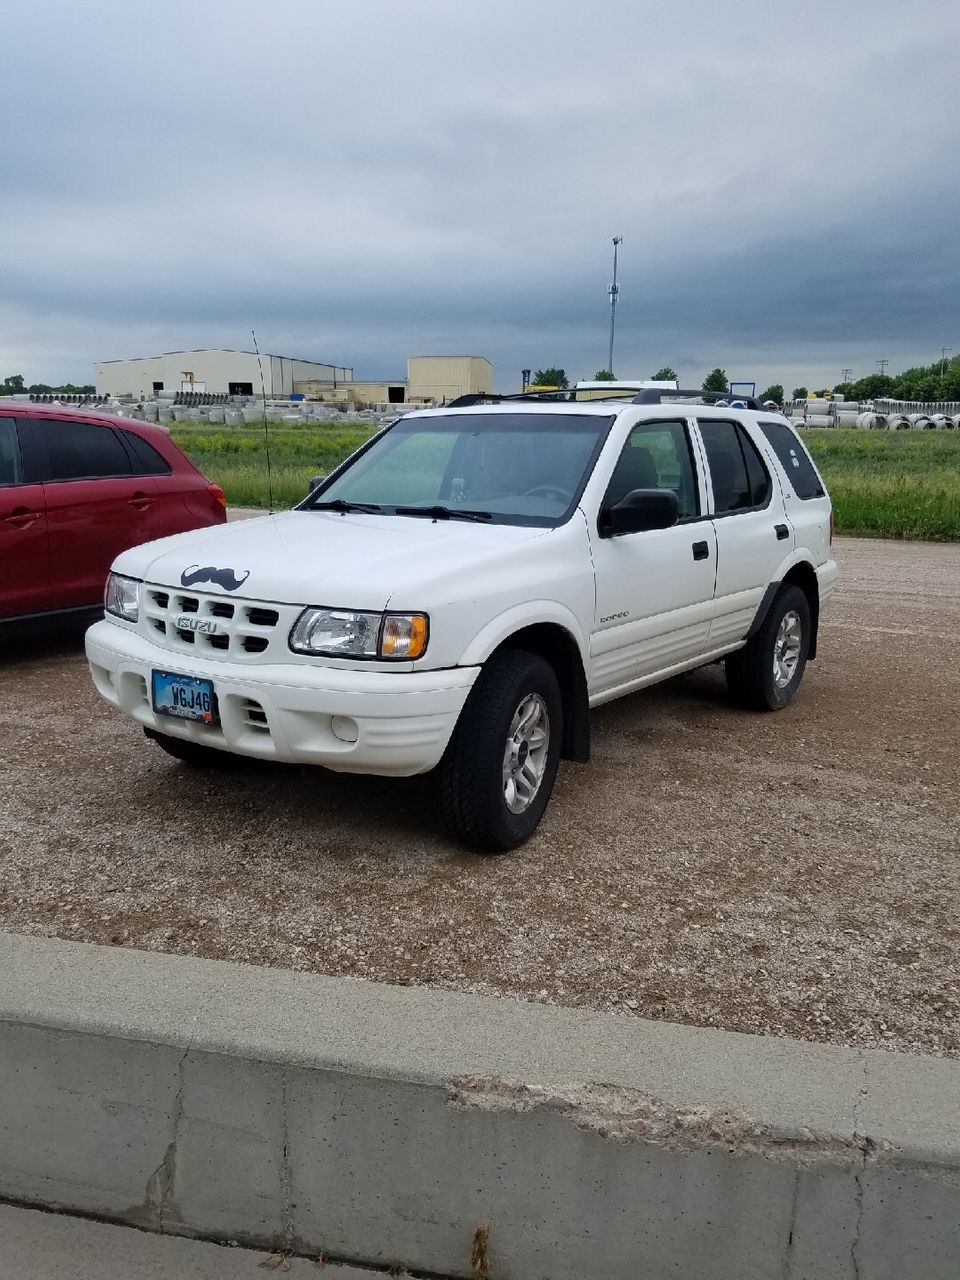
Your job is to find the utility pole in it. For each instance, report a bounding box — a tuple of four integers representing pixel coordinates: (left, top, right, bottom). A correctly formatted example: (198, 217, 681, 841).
(876, 359, 889, 376)
(940, 347, 953, 377)
(841, 368, 853, 384)
(607, 236, 622, 376)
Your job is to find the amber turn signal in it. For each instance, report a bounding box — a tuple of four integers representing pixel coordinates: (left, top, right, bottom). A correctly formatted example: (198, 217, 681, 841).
(380, 613, 429, 659)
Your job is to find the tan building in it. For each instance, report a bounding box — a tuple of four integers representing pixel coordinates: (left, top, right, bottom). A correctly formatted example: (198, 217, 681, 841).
(294, 355, 493, 407)
(406, 356, 492, 403)
(293, 379, 409, 406)
(95, 349, 352, 400)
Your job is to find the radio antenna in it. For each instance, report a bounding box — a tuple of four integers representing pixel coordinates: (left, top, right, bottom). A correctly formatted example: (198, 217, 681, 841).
(251, 329, 274, 512)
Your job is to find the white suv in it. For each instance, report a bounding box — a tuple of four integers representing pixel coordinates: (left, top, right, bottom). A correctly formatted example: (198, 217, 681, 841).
(86, 389, 838, 851)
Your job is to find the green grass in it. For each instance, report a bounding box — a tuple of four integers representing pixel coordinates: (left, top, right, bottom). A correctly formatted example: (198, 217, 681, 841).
(171, 420, 960, 541)
(171, 419, 377, 510)
(800, 428, 960, 540)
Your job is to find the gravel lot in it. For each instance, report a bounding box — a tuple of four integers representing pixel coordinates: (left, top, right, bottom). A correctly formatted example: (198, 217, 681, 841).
(1, 536, 958, 1058)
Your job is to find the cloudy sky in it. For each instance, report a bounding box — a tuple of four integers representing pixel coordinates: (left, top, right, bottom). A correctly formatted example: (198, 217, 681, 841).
(2, 0, 958, 393)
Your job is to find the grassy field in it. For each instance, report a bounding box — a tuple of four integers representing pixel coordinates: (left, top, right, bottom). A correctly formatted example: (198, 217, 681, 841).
(171, 420, 376, 509)
(171, 420, 960, 541)
(801, 428, 960, 540)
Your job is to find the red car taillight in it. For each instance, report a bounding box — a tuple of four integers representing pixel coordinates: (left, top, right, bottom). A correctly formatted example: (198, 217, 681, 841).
(207, 483, 227, 510)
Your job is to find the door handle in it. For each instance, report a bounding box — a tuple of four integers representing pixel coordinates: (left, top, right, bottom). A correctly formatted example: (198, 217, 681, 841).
(5, 508, 42, 528)
(692, 540, 710, 560)
(775, 523, 790, 541)
(128, 493, 154, 509)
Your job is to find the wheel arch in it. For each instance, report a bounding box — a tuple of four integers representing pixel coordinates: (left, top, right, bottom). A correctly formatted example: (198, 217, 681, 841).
(748, 559, 821, 660)
(781, 560, 820, 659)
(488, 622, 590, 764)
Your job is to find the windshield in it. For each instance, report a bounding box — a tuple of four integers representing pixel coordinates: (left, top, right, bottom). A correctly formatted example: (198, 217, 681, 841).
(305, 412, 614, 526)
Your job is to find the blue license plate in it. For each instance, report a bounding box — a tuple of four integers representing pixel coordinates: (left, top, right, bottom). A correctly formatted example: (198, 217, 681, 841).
(152, 671, 218, 724)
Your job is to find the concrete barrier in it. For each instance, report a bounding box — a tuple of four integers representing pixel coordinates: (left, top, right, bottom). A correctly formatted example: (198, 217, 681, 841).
(2, 932, 959, 1279)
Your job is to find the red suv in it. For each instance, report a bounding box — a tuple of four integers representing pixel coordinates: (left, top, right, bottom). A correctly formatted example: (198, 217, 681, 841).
(0, 403, 226, 623)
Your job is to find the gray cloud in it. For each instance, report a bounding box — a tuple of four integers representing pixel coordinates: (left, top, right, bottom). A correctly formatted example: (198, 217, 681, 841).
(2, 0, 958, 391)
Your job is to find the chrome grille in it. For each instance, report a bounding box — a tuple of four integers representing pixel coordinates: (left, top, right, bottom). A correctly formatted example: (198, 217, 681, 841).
(143, 587, 287, 660)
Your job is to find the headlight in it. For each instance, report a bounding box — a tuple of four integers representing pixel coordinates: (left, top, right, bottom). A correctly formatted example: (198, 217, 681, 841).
(289, 608, 429, 660)
(105, 573, 140, 622)
(289, 608, 381, 658)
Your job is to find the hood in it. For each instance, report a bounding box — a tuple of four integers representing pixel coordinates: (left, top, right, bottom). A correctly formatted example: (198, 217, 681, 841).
(112, 510, 550, 610)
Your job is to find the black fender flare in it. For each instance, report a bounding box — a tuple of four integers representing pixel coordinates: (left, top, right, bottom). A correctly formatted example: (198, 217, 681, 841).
(745, 577, 819, 660)
(562, 653, 591, 763)
(745, 581, 782, 642)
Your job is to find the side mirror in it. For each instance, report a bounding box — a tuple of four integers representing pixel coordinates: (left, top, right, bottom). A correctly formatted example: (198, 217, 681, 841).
(602, 488, 680, 537)
(308, 474, 326, 492)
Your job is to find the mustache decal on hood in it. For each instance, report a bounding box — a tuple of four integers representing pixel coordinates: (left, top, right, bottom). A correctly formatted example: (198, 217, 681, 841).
(180, 565, 251, 591)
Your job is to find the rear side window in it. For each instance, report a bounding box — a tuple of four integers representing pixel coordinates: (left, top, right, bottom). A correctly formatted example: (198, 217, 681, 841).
(0, 418, 23, 486)
(123, 430, 173, 476)
(698, 420, 771, 514)
(37, 417, 132, 482)
(758, 421, 824, 499)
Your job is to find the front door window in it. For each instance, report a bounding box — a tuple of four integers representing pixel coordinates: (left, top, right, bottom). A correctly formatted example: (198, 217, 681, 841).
(603, 418, 700, 519)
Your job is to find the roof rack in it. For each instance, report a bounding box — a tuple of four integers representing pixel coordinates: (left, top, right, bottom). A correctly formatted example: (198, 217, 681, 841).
(446, 388, 765, 410)
(446, 391, 576, 407)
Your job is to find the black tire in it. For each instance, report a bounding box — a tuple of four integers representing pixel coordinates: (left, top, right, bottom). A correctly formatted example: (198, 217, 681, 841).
(143, 727, 255, 770)
(437, 648, 563, 853)
(725, 584, 811, 711)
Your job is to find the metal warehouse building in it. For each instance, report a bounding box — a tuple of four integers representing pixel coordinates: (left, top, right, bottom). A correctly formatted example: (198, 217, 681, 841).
(95, 350, 353, 400)
(95, 350, 492, 405)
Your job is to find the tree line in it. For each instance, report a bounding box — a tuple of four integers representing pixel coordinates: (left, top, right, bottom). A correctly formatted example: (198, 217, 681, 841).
(535, 354, 960, 405)
(831, 354, 960, 403)
(2, 373, 96, 395)
(539, 367, 788, 404)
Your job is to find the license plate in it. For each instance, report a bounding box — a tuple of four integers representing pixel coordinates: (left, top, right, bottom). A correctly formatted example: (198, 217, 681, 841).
(152, 671, 218, 724)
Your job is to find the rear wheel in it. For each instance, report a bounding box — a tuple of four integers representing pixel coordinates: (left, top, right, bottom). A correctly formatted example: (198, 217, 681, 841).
(143, 727, 255, 770)
(437, 649, 562, 853)
(725, 584, 811, 711)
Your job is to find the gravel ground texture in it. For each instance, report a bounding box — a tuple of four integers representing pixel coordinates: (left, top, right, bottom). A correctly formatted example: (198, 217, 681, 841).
(1, 535, 958, 1058)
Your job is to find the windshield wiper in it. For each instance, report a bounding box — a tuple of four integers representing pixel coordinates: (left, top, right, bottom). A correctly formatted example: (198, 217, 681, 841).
(395, 504, 493, 523)
(311, 498, 383, 514)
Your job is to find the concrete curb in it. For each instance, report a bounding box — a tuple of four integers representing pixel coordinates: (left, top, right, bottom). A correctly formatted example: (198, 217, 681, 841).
(0, 1203, 416, 1279)
(2, 931, 959, 1279)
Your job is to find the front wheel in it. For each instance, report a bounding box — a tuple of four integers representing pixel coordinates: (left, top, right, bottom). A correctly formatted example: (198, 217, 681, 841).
(437, 649, 563, 853)
(725, 584, 811, 711)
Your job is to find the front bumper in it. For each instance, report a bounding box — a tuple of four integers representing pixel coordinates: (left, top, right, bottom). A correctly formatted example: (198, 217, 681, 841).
(86, 619, 479, 776)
